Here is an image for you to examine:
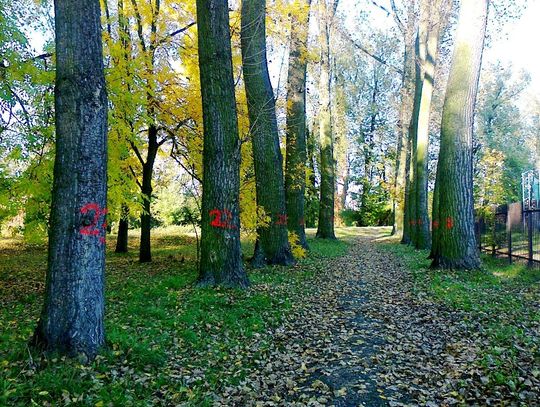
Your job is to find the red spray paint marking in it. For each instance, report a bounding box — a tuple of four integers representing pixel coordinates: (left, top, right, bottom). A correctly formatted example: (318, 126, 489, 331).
(432, 220, 439, 229)
(79, 203, 108, 244)
(446, 217, 454, 229)
(275, 214, 288, 226)
(209, 209, 237, 229)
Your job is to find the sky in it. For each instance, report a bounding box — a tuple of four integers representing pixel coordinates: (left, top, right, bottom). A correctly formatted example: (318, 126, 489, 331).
(353, 0, 540, 101)
(483, 0, 540, 98)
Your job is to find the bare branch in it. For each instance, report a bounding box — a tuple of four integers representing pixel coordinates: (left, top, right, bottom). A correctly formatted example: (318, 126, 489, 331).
(389, 0, 405, 32)
(157, 22, 196, 47)
(336, 26, 403, 75)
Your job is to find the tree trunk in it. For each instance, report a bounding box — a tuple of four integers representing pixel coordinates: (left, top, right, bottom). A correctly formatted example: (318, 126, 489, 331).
(115, 204, 129, 253)
(306, 126, 318, 228)
(402, 133, 414, 244)
(409, 1, 435, 249)
(32, 0, 108, 360)
(241, 0, 295, 267)
(316, 0, 336, 239)
(393, 1, 416, 238)
(139, 124, 158, 263)
(412, 0, 448, 249)
(431, 0, 488, 269)
(340, 154, 350, 210)
(285, 0, 311, 249)
(196, 0, 249, 287)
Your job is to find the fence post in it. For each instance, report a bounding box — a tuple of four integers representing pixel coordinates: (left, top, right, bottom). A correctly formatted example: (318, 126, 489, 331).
(527, 211, 533, 267)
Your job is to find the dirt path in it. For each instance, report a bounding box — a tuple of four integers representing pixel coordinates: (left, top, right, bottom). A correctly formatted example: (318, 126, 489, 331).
(218, 230, 538, 406)
(292, 231, 481, 406)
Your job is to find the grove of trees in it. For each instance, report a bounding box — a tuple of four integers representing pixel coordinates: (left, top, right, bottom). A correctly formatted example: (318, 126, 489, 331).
(1, 0, 537, 359)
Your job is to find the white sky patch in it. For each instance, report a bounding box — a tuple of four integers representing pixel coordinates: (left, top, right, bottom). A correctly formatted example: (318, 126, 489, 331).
(483, 1, 540, 100)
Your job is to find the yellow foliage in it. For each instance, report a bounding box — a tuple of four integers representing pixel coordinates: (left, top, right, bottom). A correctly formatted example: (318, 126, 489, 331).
(288, 231, 307, 259)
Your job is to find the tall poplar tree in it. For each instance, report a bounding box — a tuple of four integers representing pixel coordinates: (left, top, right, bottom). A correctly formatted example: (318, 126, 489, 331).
(431, 0, 489, 269)
(285, 0, 311, 249)
(394, 0, 417, 241)
(241, 0, 295, 266)
(407, 0, 448, 249)
(32, 0, 108, 359)
(196, 0, 249, 286)
(317, 0, 338, 239)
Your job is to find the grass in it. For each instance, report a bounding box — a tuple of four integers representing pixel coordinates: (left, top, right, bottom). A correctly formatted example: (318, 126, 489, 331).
(0, 226, 353, 406)
(384, 241, 540, 394)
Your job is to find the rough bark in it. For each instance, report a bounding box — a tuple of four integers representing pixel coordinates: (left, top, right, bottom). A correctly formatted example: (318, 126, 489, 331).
(431, 0, 488, 269)
(32, 0, 108, 360)
(196, 0, 249, 287)
(316, 0, 336, 239)
(285, 0, 311, 249)
(241, 0, 295, 266)
(115, 204, 129, 253)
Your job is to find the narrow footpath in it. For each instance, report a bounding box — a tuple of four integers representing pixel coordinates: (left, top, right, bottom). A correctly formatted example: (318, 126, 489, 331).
(217, 229, 538, 406)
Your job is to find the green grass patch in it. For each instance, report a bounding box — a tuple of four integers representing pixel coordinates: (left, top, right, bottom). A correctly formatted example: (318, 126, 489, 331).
(0, 227, 351, 406)
(384, 241, 540, 394)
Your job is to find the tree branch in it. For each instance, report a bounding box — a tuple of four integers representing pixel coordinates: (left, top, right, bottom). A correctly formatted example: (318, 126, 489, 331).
(129, 0, 147, 53)
(129, 140, 145, 165)
(129, 165, 143, 189)
(336, 26, 403, 75)
(389, 0, 405, 33)
(157, 22, 196, 47)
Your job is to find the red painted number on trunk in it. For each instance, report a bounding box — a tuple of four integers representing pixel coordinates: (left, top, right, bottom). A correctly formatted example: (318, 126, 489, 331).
(276, 214, 288, 225)
(79, 203, 108, 244)
(209, 209, 236, 229)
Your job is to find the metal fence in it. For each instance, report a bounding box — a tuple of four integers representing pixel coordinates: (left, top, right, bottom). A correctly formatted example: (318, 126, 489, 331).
(475, 202, 540, 267)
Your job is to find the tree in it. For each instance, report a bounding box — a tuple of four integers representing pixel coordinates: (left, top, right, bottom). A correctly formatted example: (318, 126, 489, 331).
(431, 0, 489, 269)
(115, 204, 129, 253)
(474, 63, 531, 206)
(196, 0, 249, 287)
(241, 0, 295, 266)
(406, 0, 449, 249)
(393, 0, 417, 241)
(31, 0, 108, 359)
(285, 0, 311, 249)
(317, 0, 339, 239)
(103, 0, 195, 263)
